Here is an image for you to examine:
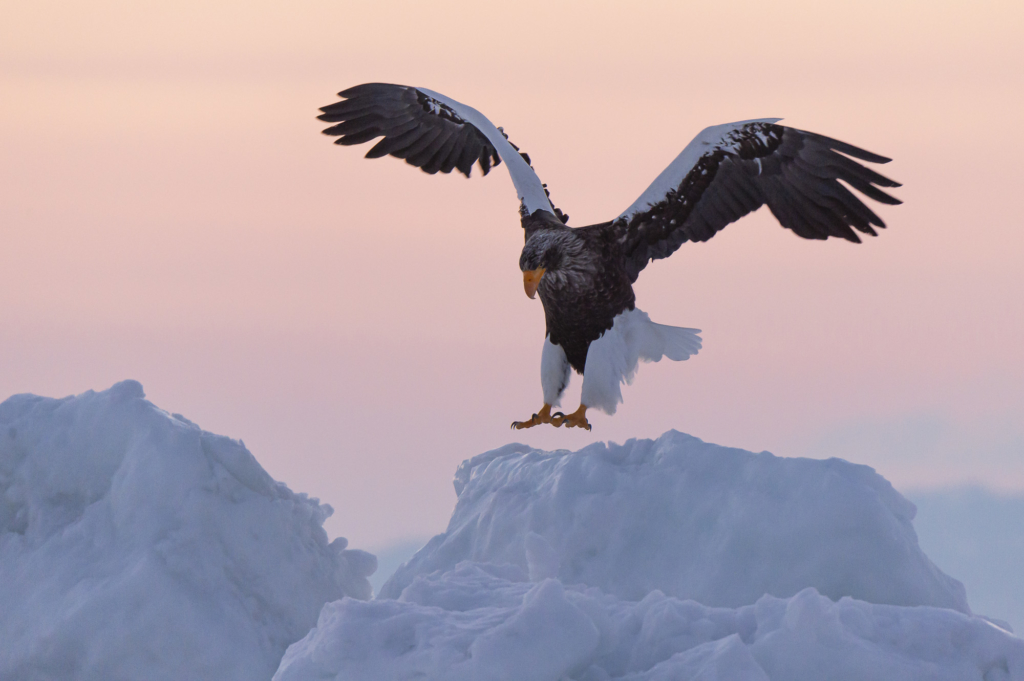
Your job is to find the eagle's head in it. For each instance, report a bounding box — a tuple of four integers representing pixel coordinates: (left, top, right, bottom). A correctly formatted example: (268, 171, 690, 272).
(519, 229, 585, 299)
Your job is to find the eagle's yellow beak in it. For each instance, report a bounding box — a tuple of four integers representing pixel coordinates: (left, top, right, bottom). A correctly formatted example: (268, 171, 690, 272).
(523, 268, 546, 299)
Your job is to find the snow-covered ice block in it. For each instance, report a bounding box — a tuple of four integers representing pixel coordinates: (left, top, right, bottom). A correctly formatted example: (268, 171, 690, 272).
(0, 380, 375, 681)
(381, 431, 969, 613)
(275, 562, 1023, 681)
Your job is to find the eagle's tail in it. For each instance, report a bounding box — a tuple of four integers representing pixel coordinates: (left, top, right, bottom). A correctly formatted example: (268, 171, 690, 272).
(581, 309, 702, 415)
(635, 319, 702, 363)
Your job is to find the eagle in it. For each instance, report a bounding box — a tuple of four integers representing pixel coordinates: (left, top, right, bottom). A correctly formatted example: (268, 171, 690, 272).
(318, 83, 901, 431)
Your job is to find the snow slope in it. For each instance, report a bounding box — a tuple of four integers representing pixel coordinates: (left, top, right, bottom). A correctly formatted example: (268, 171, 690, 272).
(278, 432, 1023, 681)
(0, 381, 375, 681)
(381, 431, 969, 611)
(277, 562, 1023, 681)
(5, 384, 1020, 681)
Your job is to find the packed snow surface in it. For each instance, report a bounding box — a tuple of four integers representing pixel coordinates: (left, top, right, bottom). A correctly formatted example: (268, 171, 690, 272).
(381, 431, 969, 611)
(277, 562, 1023, 681)
(279, 431, 1023, 681)
(0, 381, 375, 681)
(5, 385, 1021, 681)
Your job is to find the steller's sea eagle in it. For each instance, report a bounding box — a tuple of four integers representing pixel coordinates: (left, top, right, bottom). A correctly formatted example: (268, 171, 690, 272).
(319, 83, 901, 431)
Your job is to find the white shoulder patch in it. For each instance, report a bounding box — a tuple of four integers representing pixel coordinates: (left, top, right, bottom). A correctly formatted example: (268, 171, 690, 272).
(580, 308, 702, 414)
(618, 118, 782, 222)
(417, 88, 554, 215)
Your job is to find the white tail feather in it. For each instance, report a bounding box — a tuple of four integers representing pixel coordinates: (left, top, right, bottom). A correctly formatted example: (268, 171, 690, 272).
(634, 319, 703, 363)
(581, 308, 702, 415)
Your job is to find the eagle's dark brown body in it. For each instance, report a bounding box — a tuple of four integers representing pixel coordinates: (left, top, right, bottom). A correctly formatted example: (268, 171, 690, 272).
(521, 213, 637, 373)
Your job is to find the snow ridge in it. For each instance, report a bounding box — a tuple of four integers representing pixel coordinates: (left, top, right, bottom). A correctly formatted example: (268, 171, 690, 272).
(382, 431, 969, 611)
(278, 562, 1022, 681)
(277, 431, 1022, 681)
(0, 380, 375, 681)
(4, 383, 1022, 680)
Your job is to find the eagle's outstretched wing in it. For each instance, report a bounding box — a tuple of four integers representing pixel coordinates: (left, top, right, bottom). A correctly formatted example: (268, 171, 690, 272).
(318, 83, 557, 218)
(612, 120, 902, 282)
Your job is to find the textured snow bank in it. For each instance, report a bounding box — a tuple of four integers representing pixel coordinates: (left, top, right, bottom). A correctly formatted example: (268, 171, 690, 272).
(278, 431, 1021, 681)
(381, 431, 968, 612)
(276, 562, 1023, 681)
(0, 380, 375, 681)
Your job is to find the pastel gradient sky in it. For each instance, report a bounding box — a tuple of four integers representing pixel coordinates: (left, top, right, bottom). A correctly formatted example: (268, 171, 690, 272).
(2, 0, 1022, 549)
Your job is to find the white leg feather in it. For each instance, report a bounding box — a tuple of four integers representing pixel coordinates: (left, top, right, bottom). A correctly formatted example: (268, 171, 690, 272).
(540, 336, 571, 407)
(581, 308, 702, 415)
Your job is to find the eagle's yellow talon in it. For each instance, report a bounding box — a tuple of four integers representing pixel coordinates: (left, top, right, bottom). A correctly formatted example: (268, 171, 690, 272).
(551, 404, 590, 430)
(512, 404, 554, 430)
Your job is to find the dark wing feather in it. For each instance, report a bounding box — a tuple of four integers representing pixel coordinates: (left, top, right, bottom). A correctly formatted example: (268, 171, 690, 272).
(319, 83, 501, 177)
(613, 123, 901, 282)
(321, 83, 568, 223)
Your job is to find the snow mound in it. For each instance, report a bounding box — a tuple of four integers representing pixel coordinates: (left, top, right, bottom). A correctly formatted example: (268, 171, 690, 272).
(276, 562, 1023, 681)
(278, 432, 1018, 680)
(381, 431, 969, 612)
(0, 380, 375, 681)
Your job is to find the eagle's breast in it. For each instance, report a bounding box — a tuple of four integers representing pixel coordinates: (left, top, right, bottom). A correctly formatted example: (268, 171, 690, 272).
(539, 229, 636, 373)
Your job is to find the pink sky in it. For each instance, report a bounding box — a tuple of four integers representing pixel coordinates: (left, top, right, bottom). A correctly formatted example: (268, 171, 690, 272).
(2, 0, 1022, 549)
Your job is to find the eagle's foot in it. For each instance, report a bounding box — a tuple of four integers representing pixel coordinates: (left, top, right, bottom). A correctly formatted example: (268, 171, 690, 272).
(511, 404, 555, 430)
(552, 405, 591, 431)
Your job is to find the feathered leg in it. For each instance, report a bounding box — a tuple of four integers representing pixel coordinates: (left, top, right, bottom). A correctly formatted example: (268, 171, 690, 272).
(511, 336, 571, 430)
